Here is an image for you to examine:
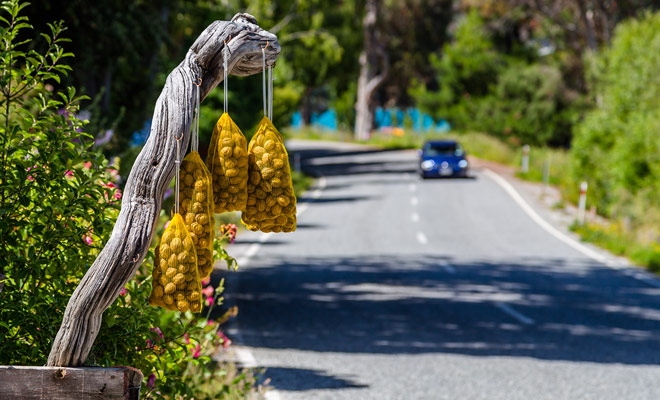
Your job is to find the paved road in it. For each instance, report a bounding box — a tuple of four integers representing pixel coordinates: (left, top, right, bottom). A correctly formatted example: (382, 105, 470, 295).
(218, 140, 660, 400)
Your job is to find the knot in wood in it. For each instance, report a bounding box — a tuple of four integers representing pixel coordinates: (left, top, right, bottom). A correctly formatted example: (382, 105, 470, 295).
(54, 368, 68, 379)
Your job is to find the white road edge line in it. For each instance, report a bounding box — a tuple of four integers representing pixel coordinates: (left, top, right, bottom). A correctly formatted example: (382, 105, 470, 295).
(495, 302, 535, 325)
(411, 196, 419, 206)
(483, 168, 660, 289)
(416, 232, 428, 245)
(482, 168, 609, 264)
(232, 175, 327, 399)
(411, 212, 420, 222)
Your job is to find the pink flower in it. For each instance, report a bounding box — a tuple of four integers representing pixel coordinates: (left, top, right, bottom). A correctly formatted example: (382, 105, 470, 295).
(191, 344, 200, 359)
(83, 161, 92, 169)
(147, 373, 156, 389)
(201, 277, 210, 286)
(64, 170, 74, 178)
(113, 189, 122, 200)
(220, 224, 238, 244)
(146, 339, 153, 348)
(201, 286, 214, 298)
(217, 331, 232, 348)
(206, 319, 215, 326)
(163, 221, 170, 230)
(206, 296, 214, 306)
(27, 175, 35, 182)
(104, 182, 117, 189)
(184, 333, 190, 344)
(83, 235, 93, 246)
(119, 287, 128, 296)
(150, 327, 164, 340)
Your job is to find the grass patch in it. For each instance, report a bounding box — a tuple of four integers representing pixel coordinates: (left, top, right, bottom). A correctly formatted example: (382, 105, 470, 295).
(571, 222, 660, 273)
(292, 170, 314, 196)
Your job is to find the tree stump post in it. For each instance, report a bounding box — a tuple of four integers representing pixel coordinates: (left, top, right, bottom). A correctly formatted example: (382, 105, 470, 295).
(46, 13, 280, 368)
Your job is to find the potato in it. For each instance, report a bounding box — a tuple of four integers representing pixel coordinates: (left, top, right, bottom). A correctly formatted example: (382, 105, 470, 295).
(164, 282, 176, 294)
(152, 285, 164, 298)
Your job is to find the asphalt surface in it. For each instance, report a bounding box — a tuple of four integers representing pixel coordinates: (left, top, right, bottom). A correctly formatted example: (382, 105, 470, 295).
(217, 140, 660, 400)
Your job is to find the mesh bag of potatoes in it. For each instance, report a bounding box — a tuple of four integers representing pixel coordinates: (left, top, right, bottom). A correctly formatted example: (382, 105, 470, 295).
(179, 151, 215, 279)
(149, 213, 202, 313)
(205, 113, 248, 213)
(241, 117, 297, 233)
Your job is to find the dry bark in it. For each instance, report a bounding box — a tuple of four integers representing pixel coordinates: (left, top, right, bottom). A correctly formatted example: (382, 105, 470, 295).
(47, 13, 280, 367)
(355, 0, 388, 141)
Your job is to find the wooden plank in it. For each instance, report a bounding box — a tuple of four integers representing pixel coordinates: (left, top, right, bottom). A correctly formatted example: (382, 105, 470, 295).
(0, 366, 142, 400)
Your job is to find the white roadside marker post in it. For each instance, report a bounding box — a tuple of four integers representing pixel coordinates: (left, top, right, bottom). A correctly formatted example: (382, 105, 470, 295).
(577, 181, 588, 225)
(521, 144, 530, 173)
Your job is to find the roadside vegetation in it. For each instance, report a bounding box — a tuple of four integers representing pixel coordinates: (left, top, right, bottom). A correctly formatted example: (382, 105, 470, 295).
(0, 2, 259, 398)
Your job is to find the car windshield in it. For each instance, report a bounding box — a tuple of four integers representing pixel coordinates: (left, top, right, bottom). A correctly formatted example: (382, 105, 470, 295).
(423, 143, 463, 157)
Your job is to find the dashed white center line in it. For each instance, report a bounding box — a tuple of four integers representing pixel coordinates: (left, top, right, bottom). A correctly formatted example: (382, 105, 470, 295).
(495, 302, 535, 325)
(411, 196, 419, 206)
(411, 212, 420, 222)
(416, 232, 428, 245)
(409, 183, 417, 192)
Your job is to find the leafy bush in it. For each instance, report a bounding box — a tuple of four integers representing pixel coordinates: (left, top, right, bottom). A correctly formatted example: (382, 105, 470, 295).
(0, 2, 256, 398)
(570, 11, 660, 239)
(0, 0, 121, 364)
(412, 9, 502, 128)
(413, 9, 581, 147)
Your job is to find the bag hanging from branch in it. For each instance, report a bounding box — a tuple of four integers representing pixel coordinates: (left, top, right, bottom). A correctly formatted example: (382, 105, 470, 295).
(150, 127, 202, 313)
(205, 46, 248, 213)
(179, 80, 215, 279)
(180, 152, 214, 278)
(242, 116, 297, 232)
(206, 113, 248, 213)
(149, 213, 202, 312)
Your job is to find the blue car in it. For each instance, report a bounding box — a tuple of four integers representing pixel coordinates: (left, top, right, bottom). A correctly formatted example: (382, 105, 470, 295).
(418, 140, 469, 178)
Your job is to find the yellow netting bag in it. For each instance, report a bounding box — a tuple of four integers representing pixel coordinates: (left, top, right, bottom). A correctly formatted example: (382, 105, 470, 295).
(206, 113, 248, 213)
(179, 151, 214, 279)
(242, 117, 296, 233)
(149, 213, 202, 312)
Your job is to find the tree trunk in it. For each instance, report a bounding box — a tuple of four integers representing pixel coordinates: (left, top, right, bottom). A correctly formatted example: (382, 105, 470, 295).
(300, 87, 313, 125)
(47, 13, 280, 367)
(354, 0, 388, 141)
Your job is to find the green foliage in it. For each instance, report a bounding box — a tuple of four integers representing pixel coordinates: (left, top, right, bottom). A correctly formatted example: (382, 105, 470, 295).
(572, 222, 660, 273)
(0, 4, 257, 398)
(0, 0, 120, 364)
(570, 11, 660, 236)
(413, 10, 501, 125)
(413, 9, 581, 147)
(485, 63, 580, 147)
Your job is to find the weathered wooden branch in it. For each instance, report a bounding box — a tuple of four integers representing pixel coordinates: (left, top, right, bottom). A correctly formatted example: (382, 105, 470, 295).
(0, 366, 142, 400)
(47, 14, 280, 367)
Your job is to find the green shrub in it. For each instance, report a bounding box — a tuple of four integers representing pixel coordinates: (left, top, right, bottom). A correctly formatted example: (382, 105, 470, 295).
(571, 11, 660, 237)
(412, 9, 581, 147)
(0, 0, 121, 364)
(0, 2, 256, 398)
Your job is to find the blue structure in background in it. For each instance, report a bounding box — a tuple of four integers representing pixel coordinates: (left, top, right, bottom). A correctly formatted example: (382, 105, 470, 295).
(311, 109, 337, 130)
(293, 107, 450, 133)
(372, 107, 450, 133)
(131, 120, 152, 146)
(291, 109, 337, 131)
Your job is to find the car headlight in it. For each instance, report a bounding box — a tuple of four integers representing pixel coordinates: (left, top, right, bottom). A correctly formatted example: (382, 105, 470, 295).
(421, 160, 435, 171)
(458, 159, 468, 168)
